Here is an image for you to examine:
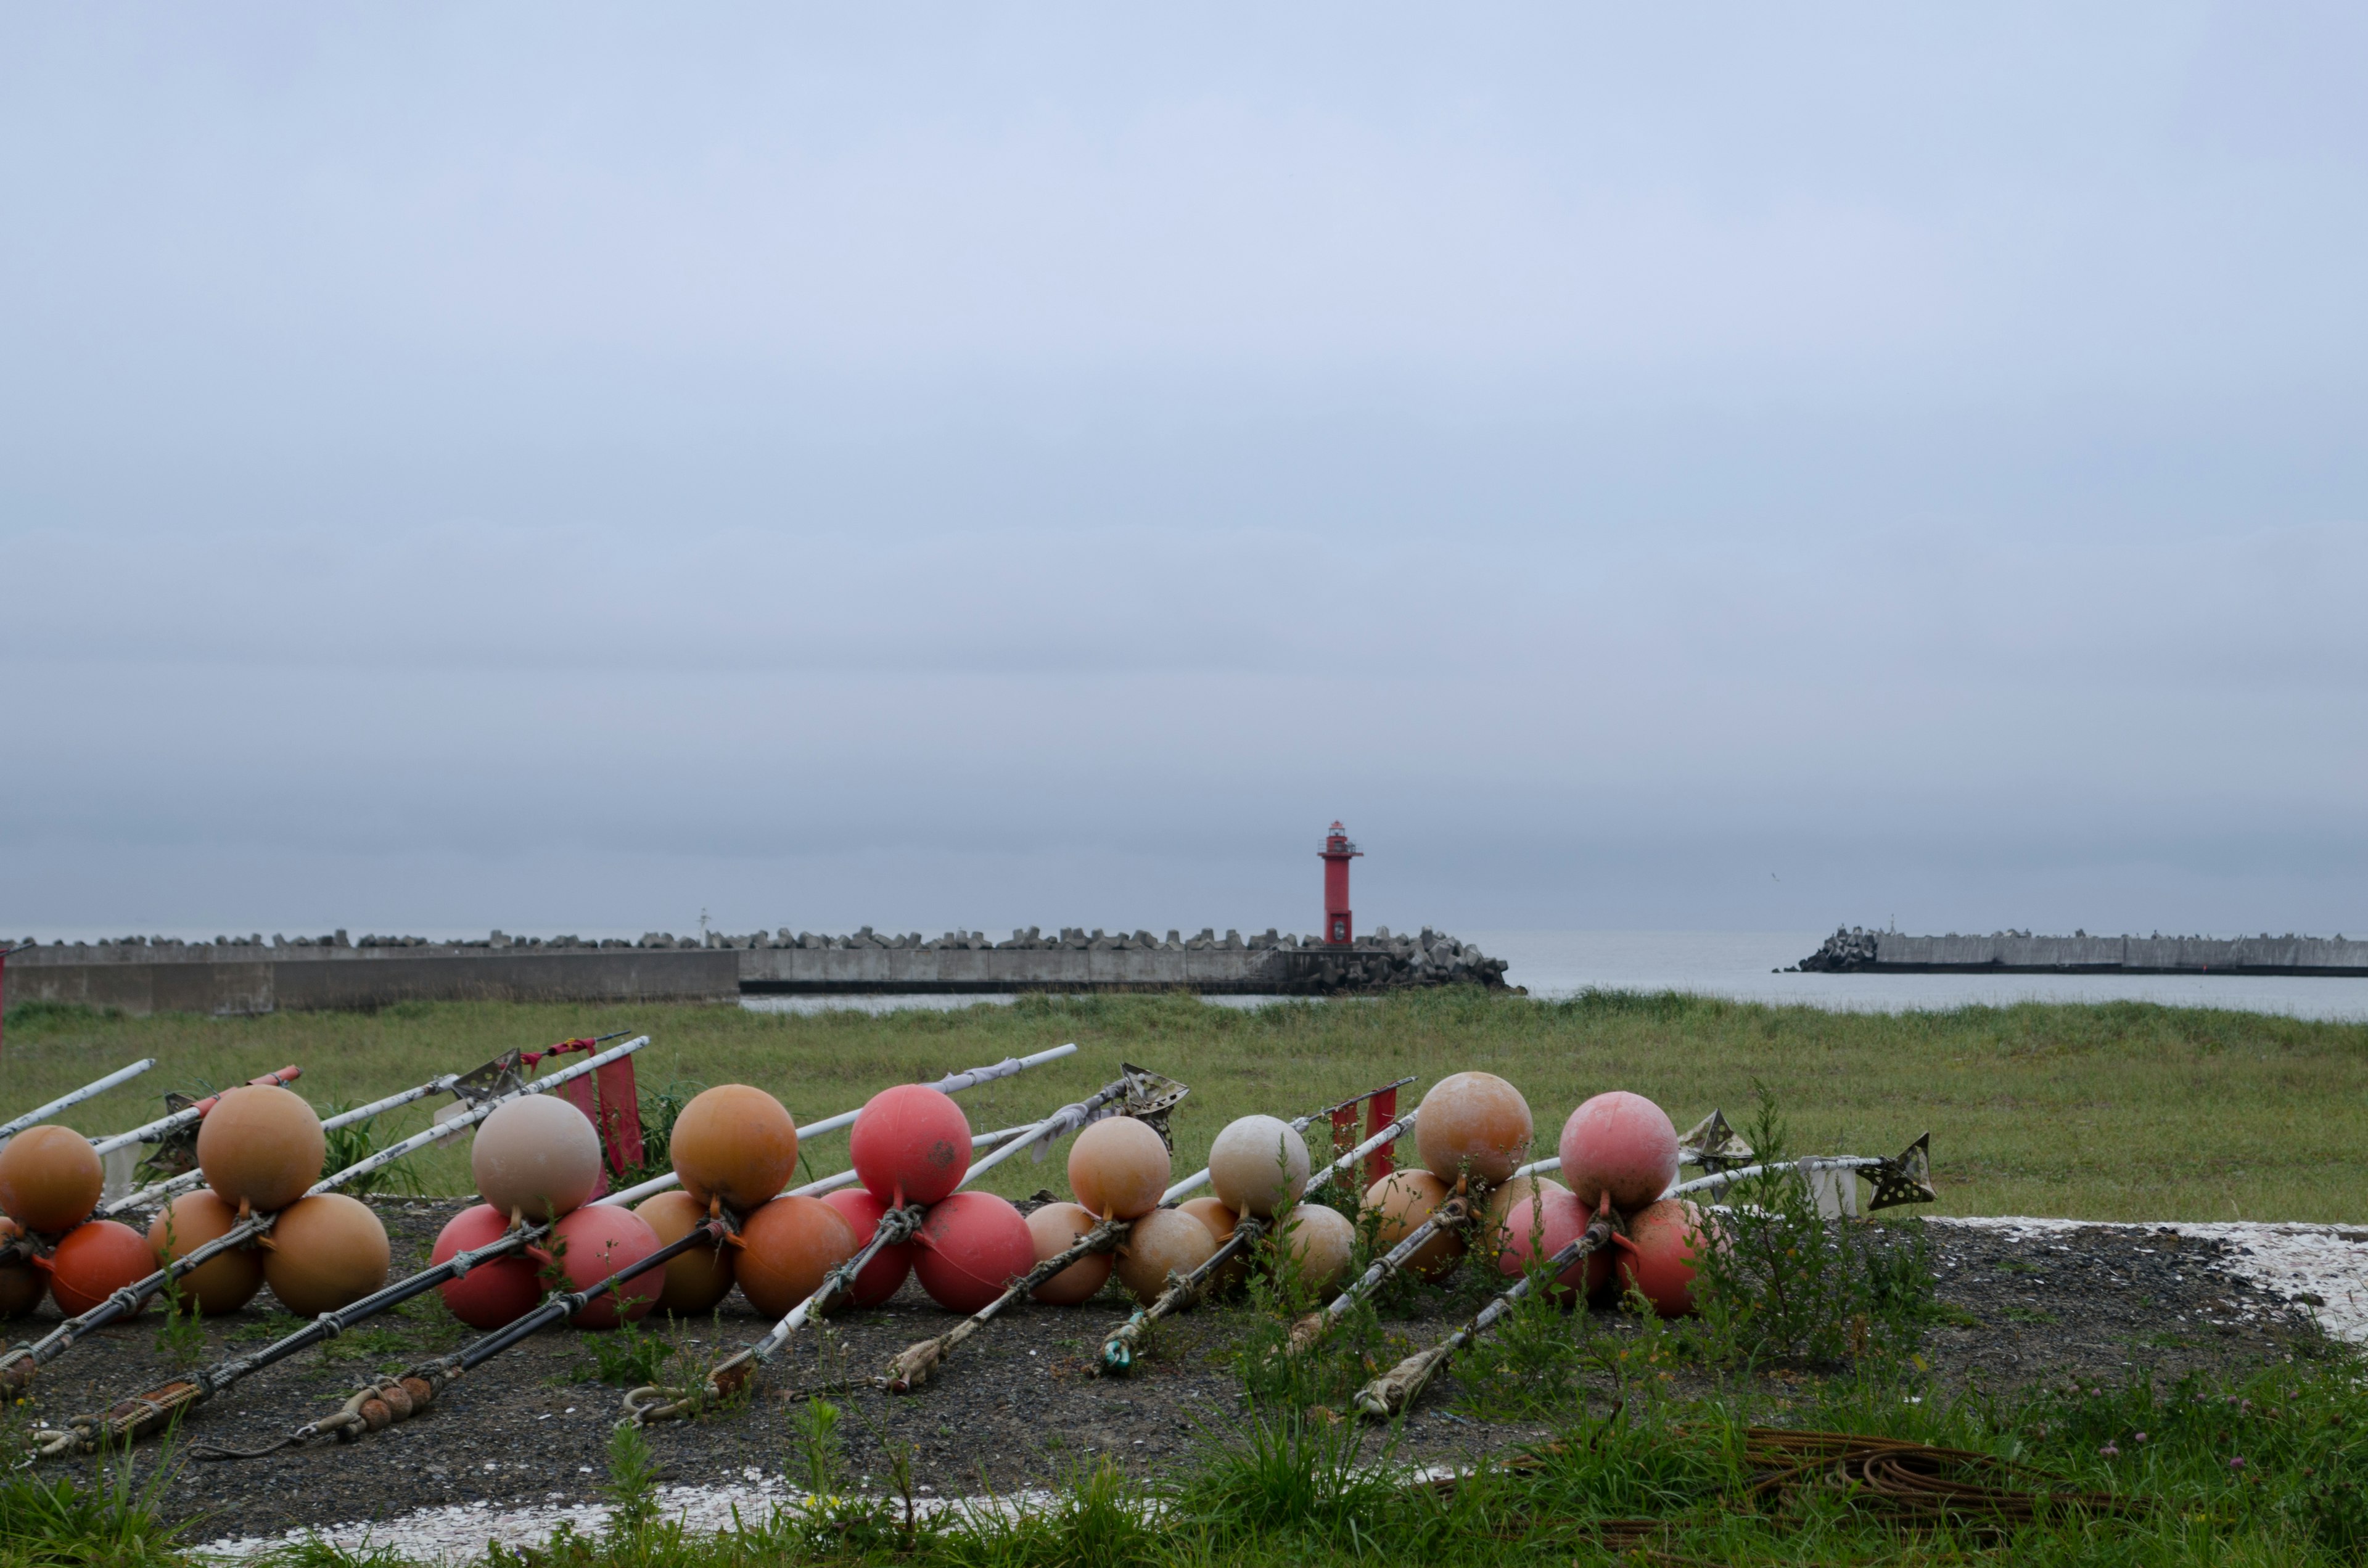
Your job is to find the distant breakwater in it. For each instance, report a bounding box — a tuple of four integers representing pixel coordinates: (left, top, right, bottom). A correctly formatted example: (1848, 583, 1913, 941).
(1794, 927, 2368, 976)
(0, 926, 1510, 1016)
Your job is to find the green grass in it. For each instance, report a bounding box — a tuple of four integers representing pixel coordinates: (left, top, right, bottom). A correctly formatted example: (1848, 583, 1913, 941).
(4, 988, 2364, 1221)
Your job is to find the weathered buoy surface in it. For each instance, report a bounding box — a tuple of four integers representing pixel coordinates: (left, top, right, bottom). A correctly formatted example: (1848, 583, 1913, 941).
(472, 1095, 602, 1223)
(1206, 1116, 1309, 1218)
(634, 1190, 737, 1315)
(198, 1086, 326, 1215)
(1415, 1072, 1532, 1187)
(1363, 1168, 1465, 1279)
(1174, 1195, 1249, 1292)
(1275, 1202, 1355, 1298)
(1024, 1201, 1112, 1305)
(147, 1190, 264, 1316)
(263, 1194, 390, 1316)
(1491, 1189, 1608, 1303)
(671, 1085, 798, 1211)
(850, 1086, 971, 1207)
(1067, 1117, 1170, 1221)
(1559, 1092, 1680, 1212)
(735, 1195, 858, 1318)
(1481, 1172, 1571, 1232)
(43, 1220, 154, 1316)
(548, 1204, 664, 1328)
(1615, 1199, 1706, 1317)
(819, 1188, 915, 1307)
(1113, 1205, 1215, 1305)
(0, 1220, 45, 1316)
(0, 1125, 104, 1235)
(431, 1204, 542, 1330)
(912, 1191, 1033, 1314)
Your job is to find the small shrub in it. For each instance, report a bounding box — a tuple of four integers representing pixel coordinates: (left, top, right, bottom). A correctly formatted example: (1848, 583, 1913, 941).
(319, 1107, 427, 1198)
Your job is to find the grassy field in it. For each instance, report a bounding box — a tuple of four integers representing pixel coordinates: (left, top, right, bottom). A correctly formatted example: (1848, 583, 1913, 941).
(4, 988, 2362, 1222)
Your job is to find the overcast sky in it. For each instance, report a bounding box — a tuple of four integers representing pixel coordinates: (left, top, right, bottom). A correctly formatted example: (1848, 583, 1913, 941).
(4, 4, 2365, 944)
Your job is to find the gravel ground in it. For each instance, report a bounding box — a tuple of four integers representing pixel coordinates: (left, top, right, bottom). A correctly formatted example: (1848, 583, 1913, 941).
(2, 1199, 2347, 1554)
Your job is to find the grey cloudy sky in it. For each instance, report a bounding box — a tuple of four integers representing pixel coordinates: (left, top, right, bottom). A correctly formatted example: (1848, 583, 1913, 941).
(4, 4, 2364, 943)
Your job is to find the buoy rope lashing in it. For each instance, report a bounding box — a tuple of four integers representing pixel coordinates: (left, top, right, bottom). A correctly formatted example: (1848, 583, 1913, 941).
(1352, 1191, 1621, 1420)
(0, 1059, 157, 1144)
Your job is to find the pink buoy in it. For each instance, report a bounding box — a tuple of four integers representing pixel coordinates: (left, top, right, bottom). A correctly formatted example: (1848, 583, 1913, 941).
(1492, 1188, 1609, 1305)
(548, 1205, 664, 1329)
(820, 1187, 916, 1307)
(1614, 1199, 1708, 1317)
(432, 1204, 543, 1330)
(911, 1191, 1033, 1313)
(1558, 1091, 1680, 1212)
(849, 1085, 972, 1206)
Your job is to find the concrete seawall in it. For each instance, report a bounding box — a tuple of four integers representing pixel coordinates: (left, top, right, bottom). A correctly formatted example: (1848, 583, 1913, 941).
(1796, 927, 2368, 975)
(1, 926, 1508, 1016)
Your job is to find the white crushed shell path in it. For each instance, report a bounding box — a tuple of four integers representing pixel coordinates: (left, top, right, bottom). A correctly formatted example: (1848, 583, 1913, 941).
(195, 1220, 2367, 1564)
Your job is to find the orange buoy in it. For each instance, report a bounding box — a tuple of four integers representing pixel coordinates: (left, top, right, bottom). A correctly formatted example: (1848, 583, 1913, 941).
(735, 1195, 858, 1318)
(1481, 1172, 1570, 1232)
(670, 1085, 798, 1211)
(262, 1194, 389, 1316)
(1275, 1202, 1355, 1298)
(1113, 1205, 1215, 1305)
(0, 1125, 104, 1235)
(43, 1220, 154, 1316)
(0, 1219, 47, 1316)
(1415, 1072, 1532, 1187)
(1025, 1201, 1113, 1305)
(1206, 1115, 1310, 1218)
(548, 1204, 662, 1328)
(472, 1094, 602, 1223)
(1558, 1092, 1680, 1212)
(1363, 1168, 1465, 1280)
(1174, 1196, 1249, 1292)
(633, 1190, 737, 1316)
(912, 1191, 1033, 1313)
(1067, 1118, 1170, 1221)
(1613, 1199, 1708, 1317)
(820, 1188, 915, 1307)
(147, 1191, 264, 1316)
(1492, 1189, 1608, 1304)
(850, 1086, 971, 1207)
(198, 1086, 326, 1215)
(431, 1204, 541, 1329)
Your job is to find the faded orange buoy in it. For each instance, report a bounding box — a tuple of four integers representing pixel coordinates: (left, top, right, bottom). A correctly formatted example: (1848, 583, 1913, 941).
(1275, 1202, 1355, 1298)
(1492, 1189, 1608, 1304)
(1024, 1201, 1112, 1305)
(670, 1085, 799, 1211)
(850, 1086, 971, 1207)
(1206, 1115, 1309, 1218)
(472, 1094, 602, 1223)
(1481, 1172, 1571, 1232)
(43, 1220, 154, 1317)
(198, 1086, 326, 1215)
(819, 1188, 915, 1307)
(0, 1125, 105, 1235)
(548, 1204, 663, 1328)
(1067, 1118, 1170, 1221)
(634, 1190, 737, 1316)
(1558, 1092, 1680, 1212)
(735, 1195, 858, 1318)
(1363, 1168, 1465, 1280)
(0, 1219, 44, 1316)
(263, 1194, 389, 1316)
(431, 1204, 541, 1329)
(912, 1191, 1033, 1313)
(1112, 1205, 1215, 1305)
(147, 1190, 264, 1316)
(1415, 1072, 1532, 1188)
(1174, 1196, 1249, 1292)
(1614, 1199, 1707, 1317)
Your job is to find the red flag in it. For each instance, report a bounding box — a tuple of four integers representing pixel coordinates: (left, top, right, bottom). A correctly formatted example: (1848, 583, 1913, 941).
(594, 1056, 644, 1175)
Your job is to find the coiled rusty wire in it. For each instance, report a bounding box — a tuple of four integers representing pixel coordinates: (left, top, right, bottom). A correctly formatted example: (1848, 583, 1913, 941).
(1738, 1426, 2147, 1527)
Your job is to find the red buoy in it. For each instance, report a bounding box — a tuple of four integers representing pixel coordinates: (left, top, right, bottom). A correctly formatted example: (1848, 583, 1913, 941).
(911, 1191, 1032, 1313)
(41, 1220, 154, 1317)
(1559, 1091, 1680, 1212)
(1492, 1188, 1609, 1304)
(549, 1205, 664, 1329)
(849, 1086, 971, 1207)
(820, 1187, 915, 1307)
(1614, 1199, 1708, 1317)
(431, 1205, 543, 1331)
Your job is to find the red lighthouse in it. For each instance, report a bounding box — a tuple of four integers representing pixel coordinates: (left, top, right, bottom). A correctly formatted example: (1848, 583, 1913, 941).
(1318, 821, 1362, 945)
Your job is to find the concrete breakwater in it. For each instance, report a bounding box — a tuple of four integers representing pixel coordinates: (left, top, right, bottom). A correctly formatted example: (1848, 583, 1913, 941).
(1796, 927, 2368, 976)
(1, 926, 1509, 1016)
